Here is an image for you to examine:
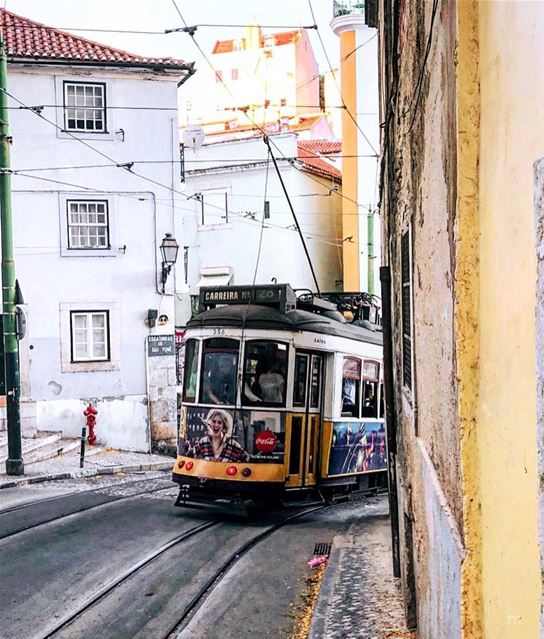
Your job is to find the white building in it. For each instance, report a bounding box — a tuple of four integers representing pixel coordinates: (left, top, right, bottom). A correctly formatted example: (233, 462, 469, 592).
(2, 8, 194, 452)
(176, 132, 343, 326)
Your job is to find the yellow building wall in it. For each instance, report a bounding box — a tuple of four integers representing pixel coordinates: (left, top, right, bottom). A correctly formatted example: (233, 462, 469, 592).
(339, 29, 360, 291)
(476, 1, 543, 636)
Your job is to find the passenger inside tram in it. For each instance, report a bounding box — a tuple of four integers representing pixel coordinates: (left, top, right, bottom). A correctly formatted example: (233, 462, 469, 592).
(259, 362, 285, 402)
(202, 356, 237, 404)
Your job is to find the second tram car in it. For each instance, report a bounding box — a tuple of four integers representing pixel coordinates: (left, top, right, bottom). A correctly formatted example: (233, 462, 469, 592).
(172, 284, 386, 510)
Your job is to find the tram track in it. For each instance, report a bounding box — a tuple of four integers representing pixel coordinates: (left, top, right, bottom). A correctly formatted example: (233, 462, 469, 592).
(0, 473, 171, 515)
(165, 504, 326, 639)
(37, 520, 221, 639)
(26, 503, 327, 639)
(0, 476, 175, 541)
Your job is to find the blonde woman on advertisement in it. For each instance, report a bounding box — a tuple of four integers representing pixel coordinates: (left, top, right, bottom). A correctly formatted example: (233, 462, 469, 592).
(194, 408, 250, 462)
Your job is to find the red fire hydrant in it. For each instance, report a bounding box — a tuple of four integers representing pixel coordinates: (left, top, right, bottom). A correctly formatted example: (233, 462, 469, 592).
(84, 404, 98, 446)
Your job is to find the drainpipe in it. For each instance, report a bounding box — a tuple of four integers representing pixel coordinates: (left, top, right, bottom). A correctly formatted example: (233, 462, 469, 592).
(380, 265, 400, 577)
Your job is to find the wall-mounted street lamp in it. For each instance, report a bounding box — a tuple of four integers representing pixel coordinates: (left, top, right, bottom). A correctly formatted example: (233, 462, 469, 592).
(160, 233, 179, 293)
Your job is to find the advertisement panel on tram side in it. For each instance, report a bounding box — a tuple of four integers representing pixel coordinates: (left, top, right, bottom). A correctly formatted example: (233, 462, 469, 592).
(179, 405, 286, 464)
(327, 421, 387, 475)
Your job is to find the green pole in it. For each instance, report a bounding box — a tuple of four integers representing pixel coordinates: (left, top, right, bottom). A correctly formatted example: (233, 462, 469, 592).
(0, 36, 24, 475)
(367, 206, 375, 295)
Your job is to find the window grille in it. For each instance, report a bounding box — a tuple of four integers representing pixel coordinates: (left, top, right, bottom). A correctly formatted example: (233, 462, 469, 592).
(64, 82, 106, 132)
(401, 230, 412, 389)
(70, 311, 110, 362)
(67, 200, 109, 249)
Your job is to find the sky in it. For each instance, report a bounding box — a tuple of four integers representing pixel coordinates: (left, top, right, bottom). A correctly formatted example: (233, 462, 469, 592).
(3, 0, 341, 71)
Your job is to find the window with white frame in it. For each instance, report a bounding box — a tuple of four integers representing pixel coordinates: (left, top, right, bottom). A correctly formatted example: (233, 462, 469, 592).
(63, 82, 106, 132)
(67, 200, 109, 249)
(70, 311, 110, 362)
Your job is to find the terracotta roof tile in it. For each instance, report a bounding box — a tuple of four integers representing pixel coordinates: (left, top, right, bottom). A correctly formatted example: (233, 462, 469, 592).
(297, 140, 342, 182)
(0, 8, 194, 70)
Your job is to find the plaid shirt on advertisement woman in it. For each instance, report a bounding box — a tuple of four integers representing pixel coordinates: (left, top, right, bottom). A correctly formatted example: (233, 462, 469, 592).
(194, 437, 250, 462)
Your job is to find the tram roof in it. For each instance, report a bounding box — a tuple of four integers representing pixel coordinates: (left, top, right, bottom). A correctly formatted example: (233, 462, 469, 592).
(186, 304, 382, 346)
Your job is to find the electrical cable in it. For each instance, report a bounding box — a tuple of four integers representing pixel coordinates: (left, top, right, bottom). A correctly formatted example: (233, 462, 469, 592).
(168, 1, 376, 216)
(10, 172, 352, 247)
(252, 149, 271, 285)
(402, 0, 439, 134)
(263, 135, 320, 294)
(306, 0, 379, 157)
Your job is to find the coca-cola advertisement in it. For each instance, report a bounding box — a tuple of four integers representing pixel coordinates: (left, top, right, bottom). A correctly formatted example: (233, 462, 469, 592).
(180, 406, 285, 464)
(327, 421, 387, 475)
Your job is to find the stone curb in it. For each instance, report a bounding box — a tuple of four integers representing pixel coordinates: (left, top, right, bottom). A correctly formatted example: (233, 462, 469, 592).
(308, 544, 341, 639)
(0, 460, 173, 489)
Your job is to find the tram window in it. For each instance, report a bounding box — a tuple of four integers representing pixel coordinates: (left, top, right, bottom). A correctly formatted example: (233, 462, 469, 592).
(341, 357, 361, 417)
(362, 361, 379, 417)
(310, 356, 322, 408)
(200, 338, 239, 406)
(362, 382, 378, 417)
(242, 341, 288, 406)
(293, 355, 308, 406)
(182, 339, 199, 403)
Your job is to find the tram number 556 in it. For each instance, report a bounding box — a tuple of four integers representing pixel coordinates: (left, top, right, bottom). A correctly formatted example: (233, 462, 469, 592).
(213, 328, 226, 336)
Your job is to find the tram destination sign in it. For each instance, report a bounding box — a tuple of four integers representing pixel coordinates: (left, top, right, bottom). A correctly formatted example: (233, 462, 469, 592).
(199, 284, 296, 313)
(148, 334, 175, 357)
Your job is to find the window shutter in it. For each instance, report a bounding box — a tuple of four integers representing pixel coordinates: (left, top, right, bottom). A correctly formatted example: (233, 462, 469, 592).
(401, 230, 412, 389)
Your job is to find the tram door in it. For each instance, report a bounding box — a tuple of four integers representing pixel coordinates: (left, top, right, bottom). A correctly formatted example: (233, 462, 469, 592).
(285, 352, 323, 488)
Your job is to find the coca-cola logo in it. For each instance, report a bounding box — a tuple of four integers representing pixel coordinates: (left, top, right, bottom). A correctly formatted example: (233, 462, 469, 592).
(255, 430, 276, 453)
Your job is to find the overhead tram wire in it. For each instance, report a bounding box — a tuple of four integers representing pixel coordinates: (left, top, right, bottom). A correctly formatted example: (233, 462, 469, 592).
(1, 22, 318, 35)
(2, 84, 353, 246)
(306, 0, 379, 158)
(263, 135, 321, 295)
(5, 85, 371, 238)
(10, 170, 350, 249)
(294, 31, 377, 93)
(1, 60, 367, 247)
(252, 149, 271, 285)
(167, 3, 377, 216)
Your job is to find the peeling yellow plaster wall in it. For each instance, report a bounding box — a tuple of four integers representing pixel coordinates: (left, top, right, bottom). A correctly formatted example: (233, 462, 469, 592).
(455, 1, 482, 637)
(477, 1, 543, 636)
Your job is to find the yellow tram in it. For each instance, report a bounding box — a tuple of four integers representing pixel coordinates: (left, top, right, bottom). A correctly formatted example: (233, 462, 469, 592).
(172, 284, 386, 510)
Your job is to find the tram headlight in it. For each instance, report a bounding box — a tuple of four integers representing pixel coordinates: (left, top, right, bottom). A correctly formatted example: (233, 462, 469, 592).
(226, 466, 238, 476)
(177, 460, 185, 469)
(241, 468, 252, 477)
(185, 461, 194, 471)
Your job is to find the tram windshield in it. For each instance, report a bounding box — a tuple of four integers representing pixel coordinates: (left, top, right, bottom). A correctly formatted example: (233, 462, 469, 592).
(200, 338, 239, 406)
(242, 341, 288, 406)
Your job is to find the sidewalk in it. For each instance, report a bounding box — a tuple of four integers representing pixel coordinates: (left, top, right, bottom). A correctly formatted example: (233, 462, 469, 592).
(0, 446, 174, 489)
(309, 496, 415, 639)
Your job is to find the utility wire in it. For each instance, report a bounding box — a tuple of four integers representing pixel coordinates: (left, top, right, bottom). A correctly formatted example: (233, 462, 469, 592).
(11, 171, 353, 247)
(252, 149, 271, 285)
(169, 0, 374, 216)
(306, 0, 379, 157)
(166, 23, 317, 33)
(402, 0, 439, 133)
(264, 135, 320, 294)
